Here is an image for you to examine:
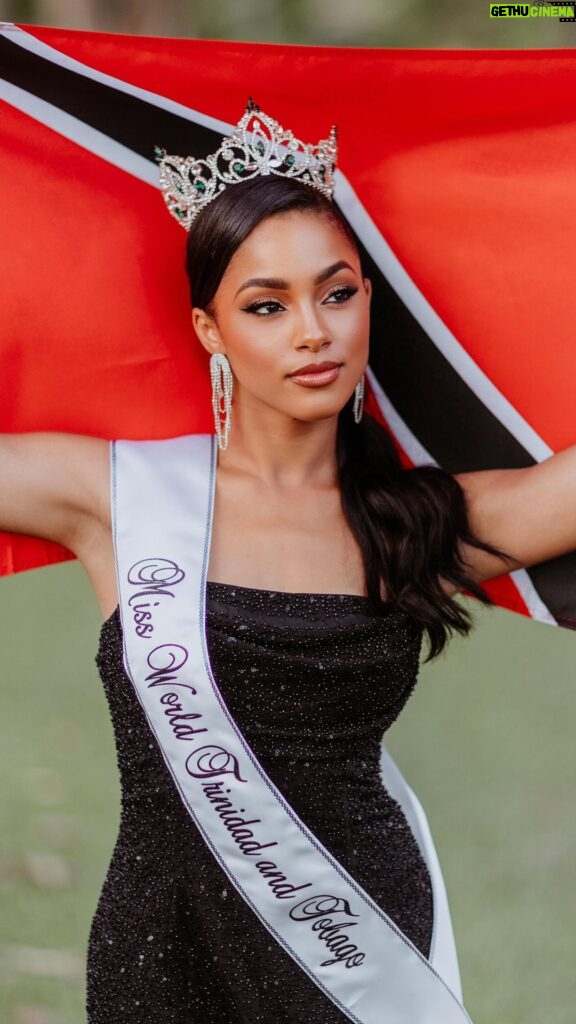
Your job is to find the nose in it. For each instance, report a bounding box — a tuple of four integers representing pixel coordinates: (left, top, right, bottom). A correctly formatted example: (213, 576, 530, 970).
(293, 304, 332, 352)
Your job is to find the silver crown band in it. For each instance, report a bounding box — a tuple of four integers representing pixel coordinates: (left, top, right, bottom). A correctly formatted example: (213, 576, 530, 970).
(155, 100, 338, 230)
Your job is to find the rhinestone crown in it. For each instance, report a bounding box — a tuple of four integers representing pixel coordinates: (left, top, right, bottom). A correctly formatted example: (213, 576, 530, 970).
(155, 99, 338, 230)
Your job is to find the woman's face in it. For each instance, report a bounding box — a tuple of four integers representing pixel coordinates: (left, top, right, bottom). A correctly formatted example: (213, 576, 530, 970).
(193, 210, 371, 426)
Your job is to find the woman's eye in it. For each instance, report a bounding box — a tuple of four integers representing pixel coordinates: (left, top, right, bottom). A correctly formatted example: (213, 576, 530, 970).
(242, 287, 357, 315)
(243, 299, 285, 316)
(324, 286, 358, 304)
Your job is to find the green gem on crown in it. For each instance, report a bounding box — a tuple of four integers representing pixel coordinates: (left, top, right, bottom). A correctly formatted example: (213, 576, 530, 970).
(194, 180, 206, 193)
(232, 162, 244, 174)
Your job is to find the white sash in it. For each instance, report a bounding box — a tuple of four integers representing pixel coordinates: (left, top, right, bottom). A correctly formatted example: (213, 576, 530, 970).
(111, 433, 471, 1024)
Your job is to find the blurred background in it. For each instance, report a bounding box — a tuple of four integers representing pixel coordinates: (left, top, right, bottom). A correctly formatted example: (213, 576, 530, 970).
(1, 2, 576, 1023)
(1, 0, 576, 46)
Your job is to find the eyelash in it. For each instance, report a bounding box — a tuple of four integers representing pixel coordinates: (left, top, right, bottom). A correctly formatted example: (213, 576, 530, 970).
(242, 285, 358, 317)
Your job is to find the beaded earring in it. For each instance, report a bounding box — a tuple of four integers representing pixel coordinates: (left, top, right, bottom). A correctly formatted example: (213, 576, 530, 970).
(353, 375, 365, 424)
(210, 352, 233, 450)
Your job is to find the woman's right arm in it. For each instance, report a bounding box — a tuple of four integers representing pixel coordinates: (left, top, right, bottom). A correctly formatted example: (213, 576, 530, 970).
(0, 432, 110, 550)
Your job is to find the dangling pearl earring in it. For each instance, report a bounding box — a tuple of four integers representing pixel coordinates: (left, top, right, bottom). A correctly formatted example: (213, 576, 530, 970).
(353, 375, 365, 424)
(210, 352, 233, 450)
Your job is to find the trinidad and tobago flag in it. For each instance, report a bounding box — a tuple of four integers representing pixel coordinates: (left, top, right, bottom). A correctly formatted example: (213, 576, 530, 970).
(1, 22, 576, 630)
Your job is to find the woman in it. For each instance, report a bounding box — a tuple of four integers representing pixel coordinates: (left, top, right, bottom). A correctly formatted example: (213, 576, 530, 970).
(1, 104, 575, 1023)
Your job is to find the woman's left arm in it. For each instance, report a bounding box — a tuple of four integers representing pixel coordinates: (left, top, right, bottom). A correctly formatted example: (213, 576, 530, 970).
(454, 444, 576, 583)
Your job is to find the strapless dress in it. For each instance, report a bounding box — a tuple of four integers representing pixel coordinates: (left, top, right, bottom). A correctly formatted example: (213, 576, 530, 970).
(87, 582, 433, 1023)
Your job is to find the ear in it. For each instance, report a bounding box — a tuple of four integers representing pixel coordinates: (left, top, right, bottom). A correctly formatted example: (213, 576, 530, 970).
(363, 276, 372, 302)
(192, 307, 226, 356)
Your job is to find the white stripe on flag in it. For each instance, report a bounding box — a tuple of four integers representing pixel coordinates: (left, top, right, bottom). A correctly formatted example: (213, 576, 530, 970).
(366, 365, 436, 467)
(0, 78, 157, 186)
(508, 570, 558, 626)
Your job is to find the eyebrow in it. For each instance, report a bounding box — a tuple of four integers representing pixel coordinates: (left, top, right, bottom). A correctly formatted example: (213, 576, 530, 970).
(234, 260, 355, 299)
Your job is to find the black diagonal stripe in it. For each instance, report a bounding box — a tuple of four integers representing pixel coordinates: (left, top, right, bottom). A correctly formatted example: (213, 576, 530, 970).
(361, 244, 535, 475)
(0, 34, 219, 160)
(2, 32, 573, 626)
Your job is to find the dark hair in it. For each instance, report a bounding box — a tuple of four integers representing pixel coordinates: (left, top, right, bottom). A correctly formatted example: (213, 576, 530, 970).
(186, 176, 512, 660)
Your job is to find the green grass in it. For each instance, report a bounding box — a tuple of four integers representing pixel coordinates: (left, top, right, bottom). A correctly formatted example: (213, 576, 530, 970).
(388, 602, 576, 1022)
(1, 561, 575, 1023)
(0, 563, 118, 1024)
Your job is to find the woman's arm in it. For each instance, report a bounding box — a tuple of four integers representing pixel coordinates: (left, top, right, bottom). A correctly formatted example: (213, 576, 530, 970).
(455, 444, 576, 583)
(0, 432, 110, 550)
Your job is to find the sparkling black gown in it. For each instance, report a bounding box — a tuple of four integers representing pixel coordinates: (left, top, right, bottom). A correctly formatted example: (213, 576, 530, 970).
(87, 582, 433, 1023)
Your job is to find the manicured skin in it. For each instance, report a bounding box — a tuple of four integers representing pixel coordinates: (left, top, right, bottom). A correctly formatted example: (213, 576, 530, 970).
(1, 210, 575, 619)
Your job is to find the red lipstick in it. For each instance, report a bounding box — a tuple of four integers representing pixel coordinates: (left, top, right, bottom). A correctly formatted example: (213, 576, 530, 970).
(288, 361, 342, 387)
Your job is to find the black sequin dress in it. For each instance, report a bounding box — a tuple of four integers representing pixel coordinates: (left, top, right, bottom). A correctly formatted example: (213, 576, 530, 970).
(87, 582, 433, 1023)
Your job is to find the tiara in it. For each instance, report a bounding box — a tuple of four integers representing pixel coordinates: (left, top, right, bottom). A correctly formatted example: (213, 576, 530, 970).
(154, 99, 338, 230)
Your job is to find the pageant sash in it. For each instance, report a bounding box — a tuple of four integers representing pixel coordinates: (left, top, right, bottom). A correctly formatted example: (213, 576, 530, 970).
(111, 433, 471, 1024)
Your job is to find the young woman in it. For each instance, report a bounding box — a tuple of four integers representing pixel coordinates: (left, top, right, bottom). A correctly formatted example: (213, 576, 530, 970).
(1, 105, 576, 1023)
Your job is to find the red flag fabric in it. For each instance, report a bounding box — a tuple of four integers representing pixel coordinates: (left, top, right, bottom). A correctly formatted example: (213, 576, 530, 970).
(1, 22, 575, 627)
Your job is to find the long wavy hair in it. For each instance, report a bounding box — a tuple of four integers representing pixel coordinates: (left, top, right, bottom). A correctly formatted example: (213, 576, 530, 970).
(186, 176, 512, 660)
